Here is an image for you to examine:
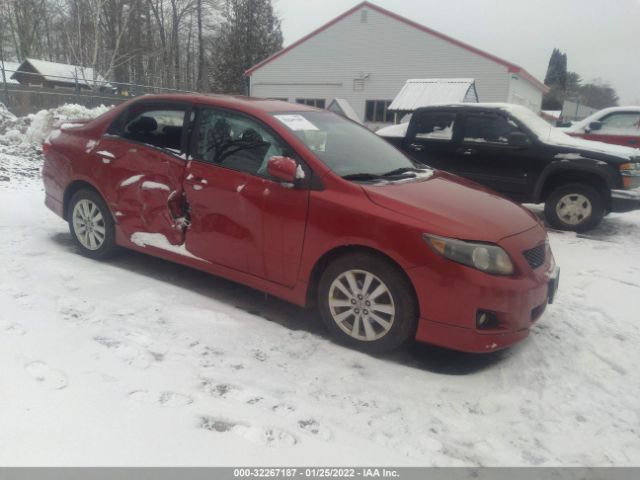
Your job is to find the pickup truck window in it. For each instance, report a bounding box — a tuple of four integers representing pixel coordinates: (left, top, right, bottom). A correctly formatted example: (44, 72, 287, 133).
(463, 113, 523, 145)
(413, 112, 456, 141)
(599, 112, 640, 133)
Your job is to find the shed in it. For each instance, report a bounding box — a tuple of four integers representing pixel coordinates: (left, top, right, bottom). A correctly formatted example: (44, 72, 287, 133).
(11, 58, 109, 90)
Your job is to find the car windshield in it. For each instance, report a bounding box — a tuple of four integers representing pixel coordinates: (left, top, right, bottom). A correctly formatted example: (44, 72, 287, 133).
(272, 111, 422, 179)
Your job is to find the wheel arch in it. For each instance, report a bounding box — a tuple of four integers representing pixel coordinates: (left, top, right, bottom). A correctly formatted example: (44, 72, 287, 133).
(534, 164, 613, 206)
(63, 179, 109, 220)
(305, 245, 419, 311)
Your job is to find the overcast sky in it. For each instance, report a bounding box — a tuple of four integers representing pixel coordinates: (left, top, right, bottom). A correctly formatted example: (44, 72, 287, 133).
(273, 0, 640, 104)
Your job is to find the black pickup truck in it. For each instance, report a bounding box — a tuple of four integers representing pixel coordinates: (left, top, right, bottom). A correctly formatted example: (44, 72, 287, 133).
(377, 103, 640, 231)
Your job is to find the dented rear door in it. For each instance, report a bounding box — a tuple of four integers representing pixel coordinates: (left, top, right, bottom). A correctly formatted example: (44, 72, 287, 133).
(98, 101, 192, 246)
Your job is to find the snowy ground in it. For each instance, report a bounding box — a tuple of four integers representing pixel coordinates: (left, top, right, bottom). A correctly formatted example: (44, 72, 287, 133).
(1, 107, 640, 466)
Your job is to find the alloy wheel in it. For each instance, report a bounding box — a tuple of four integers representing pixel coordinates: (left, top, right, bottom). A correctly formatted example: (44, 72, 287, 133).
(72, 199, 106, 251)
(328, 269, 396, 341)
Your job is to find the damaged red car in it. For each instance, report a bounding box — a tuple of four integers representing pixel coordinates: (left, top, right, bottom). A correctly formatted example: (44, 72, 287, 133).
(42, 94, 559, 353)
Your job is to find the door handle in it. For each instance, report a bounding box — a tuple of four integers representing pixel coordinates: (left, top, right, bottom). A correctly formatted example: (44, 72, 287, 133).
(409, 143, 424, 152)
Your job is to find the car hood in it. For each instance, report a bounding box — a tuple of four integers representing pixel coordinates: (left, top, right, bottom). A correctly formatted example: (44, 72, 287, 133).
(361, 171, 539, 242)
(542, 129, 640, 161)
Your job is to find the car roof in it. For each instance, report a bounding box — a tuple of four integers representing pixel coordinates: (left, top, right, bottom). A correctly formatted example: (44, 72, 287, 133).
(126, 93, 319, 115)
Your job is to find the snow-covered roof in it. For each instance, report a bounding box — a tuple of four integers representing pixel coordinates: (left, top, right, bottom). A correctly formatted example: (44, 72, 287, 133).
(375, 122, 409, 138)
(389, 79, 478, 112)
(1, 61, 20, 84)
(13, 58, 109, 87)
(328, 98, 362, 123)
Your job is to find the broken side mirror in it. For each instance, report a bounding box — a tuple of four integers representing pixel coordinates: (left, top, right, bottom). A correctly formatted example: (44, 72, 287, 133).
(508, 131, 530, 147)
(267, 156, 298, 184)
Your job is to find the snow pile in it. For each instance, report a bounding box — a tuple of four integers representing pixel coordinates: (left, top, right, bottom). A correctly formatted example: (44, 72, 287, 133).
(0, 103, 112, 185)
(0, 103, 111, 146)
(0, 102, 16, 124)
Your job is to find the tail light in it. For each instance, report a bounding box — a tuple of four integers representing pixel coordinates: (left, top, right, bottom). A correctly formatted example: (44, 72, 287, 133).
(42, 141, 51, 157)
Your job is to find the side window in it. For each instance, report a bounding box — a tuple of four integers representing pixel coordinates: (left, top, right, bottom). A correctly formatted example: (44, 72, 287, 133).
(122, 105, 187, 153)
(599, 113, 640, 133)
(192, 108, 289, 176)
(413, 111, 456, 141)
(463, 113, 522, 145)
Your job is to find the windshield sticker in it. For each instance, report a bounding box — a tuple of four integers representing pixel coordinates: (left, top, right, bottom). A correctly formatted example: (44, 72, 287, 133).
(274, 115, 319, 131)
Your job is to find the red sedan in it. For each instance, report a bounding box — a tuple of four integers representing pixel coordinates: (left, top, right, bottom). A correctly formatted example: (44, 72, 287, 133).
(42, 94, 559, 353)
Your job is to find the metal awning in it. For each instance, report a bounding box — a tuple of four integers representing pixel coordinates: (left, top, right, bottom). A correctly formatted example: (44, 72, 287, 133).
(389, 78, 478, 112)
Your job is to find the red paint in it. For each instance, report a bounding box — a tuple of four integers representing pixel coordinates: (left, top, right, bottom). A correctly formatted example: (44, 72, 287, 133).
(267, 156, 297, 182)
(244, 1, 548, 93)
(43, 93, 557, 353)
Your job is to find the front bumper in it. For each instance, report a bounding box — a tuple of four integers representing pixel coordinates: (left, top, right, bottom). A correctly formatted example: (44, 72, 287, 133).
(611, 187, 640, 213)
(407, 225, 557, 353)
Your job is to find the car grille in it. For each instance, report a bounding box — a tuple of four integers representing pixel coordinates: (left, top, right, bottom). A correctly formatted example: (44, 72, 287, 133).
(523, 244, 546, 269)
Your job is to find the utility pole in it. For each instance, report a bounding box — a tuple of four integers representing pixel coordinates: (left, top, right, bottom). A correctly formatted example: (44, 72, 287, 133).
(0, 16, 10, 107)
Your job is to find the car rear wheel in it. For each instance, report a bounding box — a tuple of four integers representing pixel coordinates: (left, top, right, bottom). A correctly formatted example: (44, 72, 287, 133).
(68, 189, 116, 259)
(318, 252, 418, 353)
(544, 183, 604, 232)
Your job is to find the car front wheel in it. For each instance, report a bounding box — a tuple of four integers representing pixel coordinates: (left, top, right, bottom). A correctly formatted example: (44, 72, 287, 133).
(318, 253, 418, 353)
(68, 189, 116, 259)
(544, 183, 604, 232)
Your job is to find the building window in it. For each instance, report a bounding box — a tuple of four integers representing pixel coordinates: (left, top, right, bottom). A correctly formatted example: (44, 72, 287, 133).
(296, 98, 325, 108)
(365, 100, 394, 123)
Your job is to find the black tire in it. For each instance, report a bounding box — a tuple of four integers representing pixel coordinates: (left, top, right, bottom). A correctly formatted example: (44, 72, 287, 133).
(544, 183, 605, 232)
(318, 252, 418, 354)
(68, 189, 117, 260)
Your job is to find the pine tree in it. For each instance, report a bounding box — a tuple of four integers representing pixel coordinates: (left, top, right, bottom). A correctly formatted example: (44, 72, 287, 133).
(542, 48, 568, 110)
(210, 0, 283, 94)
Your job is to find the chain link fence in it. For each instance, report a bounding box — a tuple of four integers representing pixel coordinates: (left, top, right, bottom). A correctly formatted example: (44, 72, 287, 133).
(1, 63, 194, 116)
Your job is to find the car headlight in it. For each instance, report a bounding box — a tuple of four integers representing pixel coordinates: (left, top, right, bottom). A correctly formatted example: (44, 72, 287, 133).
(620, 162, 640, 189)
(620, 162, 640, 176)
(423, 234, 514, 275)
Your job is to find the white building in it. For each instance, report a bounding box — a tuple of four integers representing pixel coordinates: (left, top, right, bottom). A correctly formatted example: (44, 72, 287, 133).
(246, 1, 548, 129)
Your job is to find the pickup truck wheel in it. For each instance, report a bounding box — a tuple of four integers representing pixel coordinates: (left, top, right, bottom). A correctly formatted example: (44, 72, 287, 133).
(68, 189, 117, 259)
(318, 253, 418, 353)
(544, 183, 604, 232)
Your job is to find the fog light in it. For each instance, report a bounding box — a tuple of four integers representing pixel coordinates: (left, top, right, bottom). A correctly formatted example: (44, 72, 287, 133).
(476, 310, 498, 329)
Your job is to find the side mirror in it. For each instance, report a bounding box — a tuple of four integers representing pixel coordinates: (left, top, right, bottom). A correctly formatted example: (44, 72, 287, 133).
(267, 156, 297, 183)
(588, 121, 602, 132)
(508, 131, 530, 147)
